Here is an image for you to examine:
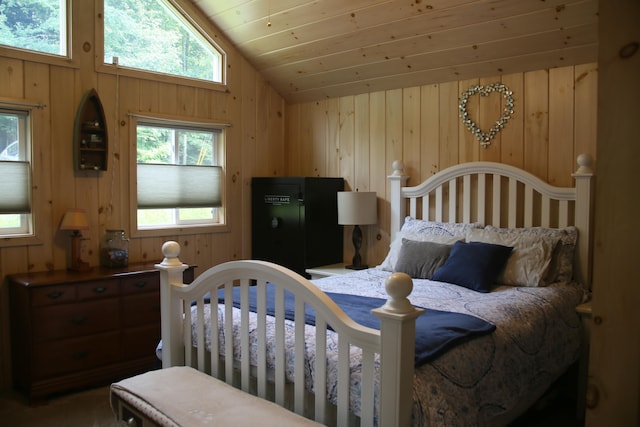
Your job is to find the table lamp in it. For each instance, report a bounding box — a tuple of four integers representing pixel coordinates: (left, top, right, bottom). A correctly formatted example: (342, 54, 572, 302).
(60, 208, 91, 272)
(337, 191, 377, 270)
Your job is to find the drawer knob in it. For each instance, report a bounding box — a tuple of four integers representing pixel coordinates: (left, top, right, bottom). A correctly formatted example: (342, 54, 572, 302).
(93, 286, 107, 294)
(47, 291, 64, 300)
(134, 281, 147, 289)
(126, 417, 138, 427)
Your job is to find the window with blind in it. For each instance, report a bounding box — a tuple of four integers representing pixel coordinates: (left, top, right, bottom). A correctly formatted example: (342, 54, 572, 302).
(0, 108, 32, 236)
(135, 119, 225, 230)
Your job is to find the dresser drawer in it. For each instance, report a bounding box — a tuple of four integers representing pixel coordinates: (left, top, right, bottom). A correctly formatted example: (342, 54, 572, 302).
(122, 292, 160, 327)
(121, 273, 159, 295)
(122, 323, 161, 360)
(32, 331, 121, 379)
(77, 279, 119, 300)
(33, 299, 120, 342)
(31, 285, 75, 306)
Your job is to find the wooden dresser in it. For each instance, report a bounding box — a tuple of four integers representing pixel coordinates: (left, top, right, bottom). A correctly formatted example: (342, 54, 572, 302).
(8, 263, 195, 403)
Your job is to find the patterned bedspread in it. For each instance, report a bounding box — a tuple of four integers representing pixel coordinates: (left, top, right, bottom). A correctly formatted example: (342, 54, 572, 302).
(191, 268, 586, 426)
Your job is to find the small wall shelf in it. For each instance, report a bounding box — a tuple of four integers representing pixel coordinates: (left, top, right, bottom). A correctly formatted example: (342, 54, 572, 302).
(73, 89, 108, 171)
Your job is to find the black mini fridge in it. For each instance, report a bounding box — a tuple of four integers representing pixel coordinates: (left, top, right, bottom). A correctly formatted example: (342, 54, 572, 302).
(251, 177, 344, 277)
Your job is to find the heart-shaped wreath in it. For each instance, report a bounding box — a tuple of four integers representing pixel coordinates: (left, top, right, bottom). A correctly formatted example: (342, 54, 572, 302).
(459, 83, 514, 148)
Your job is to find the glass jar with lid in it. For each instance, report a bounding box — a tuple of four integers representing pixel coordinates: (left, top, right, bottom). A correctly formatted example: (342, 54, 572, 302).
(100, 229, 129, 268)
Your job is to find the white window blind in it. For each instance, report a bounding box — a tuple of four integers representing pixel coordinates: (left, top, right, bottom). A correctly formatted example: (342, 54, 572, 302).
(0, 161, 31, 213)
(137, 163, 222, 209)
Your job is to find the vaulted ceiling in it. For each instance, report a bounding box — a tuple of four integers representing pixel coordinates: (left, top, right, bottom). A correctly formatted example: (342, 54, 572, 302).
(190, 0, 598, 103)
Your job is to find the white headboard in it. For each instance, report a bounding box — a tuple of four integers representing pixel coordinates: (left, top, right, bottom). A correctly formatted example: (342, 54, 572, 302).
(388, 155, 594, 288)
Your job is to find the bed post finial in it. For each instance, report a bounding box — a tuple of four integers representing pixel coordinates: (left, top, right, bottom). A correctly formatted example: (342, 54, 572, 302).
(575, 153, 594, 175)
(383, 272, 414, 313)
(159, 241, 184, 267)
(388, 161, 409, 245)
(391, 160, 405, 176)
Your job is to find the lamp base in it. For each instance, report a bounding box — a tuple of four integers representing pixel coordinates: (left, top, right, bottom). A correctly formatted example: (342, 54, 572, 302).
(68, 233, 92, 272)
(346, 264, 369, 270)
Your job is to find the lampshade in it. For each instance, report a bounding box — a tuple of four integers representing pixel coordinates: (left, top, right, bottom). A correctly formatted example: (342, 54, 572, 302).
(59, 208, 90, 231)
(337, 191, 377, 225)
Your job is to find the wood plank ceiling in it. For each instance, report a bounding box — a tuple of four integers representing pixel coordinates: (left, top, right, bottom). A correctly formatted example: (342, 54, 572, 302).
(191, 0, 598, 103)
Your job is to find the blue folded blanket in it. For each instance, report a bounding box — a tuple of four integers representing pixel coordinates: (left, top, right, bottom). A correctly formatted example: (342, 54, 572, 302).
(217, 284, 495, 367)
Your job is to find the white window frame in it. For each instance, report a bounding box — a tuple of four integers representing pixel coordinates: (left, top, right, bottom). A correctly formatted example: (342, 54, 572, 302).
(129, 114, 228, 238)
(0, 0, 72, 66)
(0, 102, 43, 247)
(98, 0, 227, 90)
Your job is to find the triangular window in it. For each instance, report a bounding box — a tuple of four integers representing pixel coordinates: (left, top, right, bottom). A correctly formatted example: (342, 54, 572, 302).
(104, 0, 224, 83)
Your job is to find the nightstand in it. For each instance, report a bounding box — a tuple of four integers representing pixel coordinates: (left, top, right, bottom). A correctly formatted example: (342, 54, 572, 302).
(576, 301, 592, 419)
(305, 263, 351, 279)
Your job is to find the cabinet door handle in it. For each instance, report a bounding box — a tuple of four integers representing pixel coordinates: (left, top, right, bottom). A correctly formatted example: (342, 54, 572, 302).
(72, 316, 87, 325)
(93, 286, 107, 294)
(134, 281, 147, 289)
(47, 291, 64, 300)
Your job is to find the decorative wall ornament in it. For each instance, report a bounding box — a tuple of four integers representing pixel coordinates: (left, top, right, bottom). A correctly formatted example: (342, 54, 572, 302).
(459, 83, 514, 148)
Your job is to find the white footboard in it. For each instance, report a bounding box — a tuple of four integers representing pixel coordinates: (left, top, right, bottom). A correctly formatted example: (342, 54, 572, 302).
(156, 241, 422, 427)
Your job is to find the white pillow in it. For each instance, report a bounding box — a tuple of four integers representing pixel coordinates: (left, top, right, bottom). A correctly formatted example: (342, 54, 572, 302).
(378, 217, 481, 271)
(466, 228, 559, 287)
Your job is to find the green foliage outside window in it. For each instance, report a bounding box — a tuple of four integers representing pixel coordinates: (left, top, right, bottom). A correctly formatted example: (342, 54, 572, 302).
(0, 0, 66, 56)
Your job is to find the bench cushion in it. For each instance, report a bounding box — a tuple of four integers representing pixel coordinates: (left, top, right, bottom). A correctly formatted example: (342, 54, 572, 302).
(110, 366, 323, 426)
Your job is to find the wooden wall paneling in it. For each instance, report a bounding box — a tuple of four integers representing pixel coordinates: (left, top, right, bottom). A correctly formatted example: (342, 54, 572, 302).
(438, 81, 460, 170)
(574, 63, 598, 161)
(301, 101, 328, 176)
(385, 89, 403, 181)
(499, 73, 525, 168)
(157, 82, 178, 116)
(354, 93, 371, 190)
(548, 66, 575, 187)
(50, 66, 81, 270)
(284, 104, 300, 176)
(254, 76, 271, 177)
(267, 85, 285, 176)
(338, 96, 355, 186)
(325, 98, 340, 178)
(138, 80, 159, 113)
(24, 62, 54, 273)
(176, 86, 197, 117)
(0, 57, 24, 98)
(523, 69, 550, 180)
(458, 78, 480, 163)
(241, 57, 257, 259)
(420, 84, 440, 180)
(369, 91, 387, 264)
(402, 87, 422, 182)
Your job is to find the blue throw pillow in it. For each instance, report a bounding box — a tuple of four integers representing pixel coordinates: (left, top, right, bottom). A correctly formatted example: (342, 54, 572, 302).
(431, 240, 513, 292)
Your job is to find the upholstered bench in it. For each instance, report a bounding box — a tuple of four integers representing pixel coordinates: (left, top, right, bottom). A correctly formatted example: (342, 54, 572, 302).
(110, 366, 324, 426)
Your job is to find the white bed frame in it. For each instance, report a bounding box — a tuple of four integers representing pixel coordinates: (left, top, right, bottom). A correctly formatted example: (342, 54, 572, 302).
(157, 155, 594, 427)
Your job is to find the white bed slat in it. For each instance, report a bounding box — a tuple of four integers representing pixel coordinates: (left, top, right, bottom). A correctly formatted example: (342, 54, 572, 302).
(196, 299, 205, 372)
(240, 280, 250, 392)
(559, 200, 569, 227)
(294, 296, 305, 415)
(360, 349, 375, 427)
(524, 185, 534, 227)
(224, 285, 234, 383)
(210, 289, 219, 376)
(492, 174, 501, 225)
(435, 187, 443, 222)
(448, 178, 457, 222)
(314, 317, 327, 425)
(274, 285, 285, 406)
(409, 197, 417, 219)
(541, 196, 551, 227)
(256, 281, 267, 399)
(463, 174, 471, 224)
(477, 173, 486, 224)
(508, 177, 517, 228)
(336, 337, 350, 427)
(422, 194, 430, 221)
(183, 299, 192, 367)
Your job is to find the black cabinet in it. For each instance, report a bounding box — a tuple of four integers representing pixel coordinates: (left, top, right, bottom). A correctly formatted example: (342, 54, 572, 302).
(252, 177, 344, 277)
